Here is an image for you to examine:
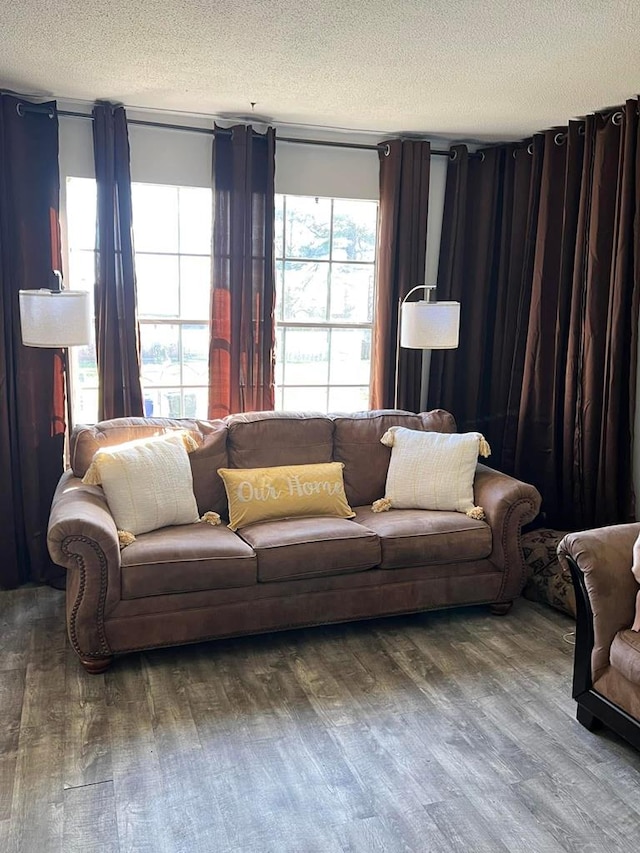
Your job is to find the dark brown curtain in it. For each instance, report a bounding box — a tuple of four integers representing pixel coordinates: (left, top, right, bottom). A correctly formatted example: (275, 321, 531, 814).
(428, 142, 538, 470)
(208, 124, 275, 418)
(371, 139, 430, 411)
(93, 103, 143, 421)
(0, 95, 66, 588)
(517, 104, 640, 528)
(429, 101, 640, 529)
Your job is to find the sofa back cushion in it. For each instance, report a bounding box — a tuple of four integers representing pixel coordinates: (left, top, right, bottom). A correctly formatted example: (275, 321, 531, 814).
(226, 411, 334, 468)
(70, 417, 229, 516)
(331, 409, 457, 507)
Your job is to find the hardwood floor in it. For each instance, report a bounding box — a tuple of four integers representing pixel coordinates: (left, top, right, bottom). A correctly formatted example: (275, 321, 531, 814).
(1, 586, 639, 853)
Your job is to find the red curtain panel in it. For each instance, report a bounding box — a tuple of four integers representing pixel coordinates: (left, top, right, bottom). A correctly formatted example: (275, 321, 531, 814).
(208, 124, 276, 418)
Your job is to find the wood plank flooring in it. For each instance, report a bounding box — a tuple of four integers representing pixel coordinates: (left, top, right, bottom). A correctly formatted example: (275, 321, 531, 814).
(1, 586, 639, 852)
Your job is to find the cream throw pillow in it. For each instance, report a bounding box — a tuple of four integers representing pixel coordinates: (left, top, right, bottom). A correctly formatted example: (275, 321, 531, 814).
(82, 432, 201, 536)
(218, 462, 355, 531)
(376, 427, 491, 516)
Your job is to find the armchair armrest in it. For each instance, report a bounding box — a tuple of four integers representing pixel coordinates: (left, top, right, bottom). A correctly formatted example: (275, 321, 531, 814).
(47, 470, 121, 662)
(473, 463, 542, 602)
(558, 524, 639, 683)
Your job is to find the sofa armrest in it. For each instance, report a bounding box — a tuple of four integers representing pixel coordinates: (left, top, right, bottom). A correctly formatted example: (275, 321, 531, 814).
(558, 524, 639, 683)
(473, 463, 542, 602)
(47, 470, 121, 661)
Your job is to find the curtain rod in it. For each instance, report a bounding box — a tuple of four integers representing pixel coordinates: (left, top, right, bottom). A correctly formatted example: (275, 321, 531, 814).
(16, 101, 458, 157)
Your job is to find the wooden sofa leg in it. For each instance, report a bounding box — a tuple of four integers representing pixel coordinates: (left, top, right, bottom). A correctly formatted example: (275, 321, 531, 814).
(577, 705, 602, 732)
(490, 601, 513, 616)
(80, 656, 113, 674)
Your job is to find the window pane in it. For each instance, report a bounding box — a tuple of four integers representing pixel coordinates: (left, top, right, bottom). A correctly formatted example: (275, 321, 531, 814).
(332, 200, 377, 262)
(180, 256, 211, 320)
(284, 196, 331, 260)
(182, 324, 209, 386)
(66, 178, 97, 250)
(67, 249, 96, 299)
(182, 388, 208, 419)
(274, 387, 284, 411)
(283, 328, 329, 386)
(72, 341, 99, 389)
(282, 386, 328, 411)
(142, 387, 183, 418)
(329, 264, 374, 323)
(282, 262, 328, 321)
(74, 386, 99, 425)
(275, 327, 284, 386)
(132, 184, 179, 253)
(178, 187, 212, 254)
(275, 195, 284, 258)
(329, 328, 372, 385)
(275, 261, 284, 321)
(140, 324, 180, 387)
(136, 254, 180, 317)
(328, 386, 370, 412)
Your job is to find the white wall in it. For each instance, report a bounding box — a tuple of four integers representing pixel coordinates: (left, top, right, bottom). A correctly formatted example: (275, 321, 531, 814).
(58, 103, 382, 198)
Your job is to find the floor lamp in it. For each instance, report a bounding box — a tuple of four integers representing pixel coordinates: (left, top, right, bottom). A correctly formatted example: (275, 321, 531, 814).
(395, 285, 460, 408)
(19, 272, 92, 433)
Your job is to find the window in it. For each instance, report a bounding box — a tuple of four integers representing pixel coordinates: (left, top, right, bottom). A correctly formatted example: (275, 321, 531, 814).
(65, 182, 378, 422)
(274, 195, 378, 412)
(133, 184, 211, 420)
(65, 178, 212, 423)
(66, 178, 99, 423)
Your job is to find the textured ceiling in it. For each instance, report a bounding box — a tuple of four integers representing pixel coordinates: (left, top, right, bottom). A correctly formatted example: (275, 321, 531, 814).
(0, 0, 638, 141)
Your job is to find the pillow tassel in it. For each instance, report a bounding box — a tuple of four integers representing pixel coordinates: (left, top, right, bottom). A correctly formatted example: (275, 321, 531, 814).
(466, 506, 486, 520)
(380, 428, 396, 447)
(199, 511, 222, 526)
(82, 462, 102, 486)
(372, 498, 392, 513)
(118, 530, 136, 548)
(181, 433, 199, 453)
(478, 436, 491, 458)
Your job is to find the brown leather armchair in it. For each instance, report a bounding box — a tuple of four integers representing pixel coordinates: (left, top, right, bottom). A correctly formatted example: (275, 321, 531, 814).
(558, 524, 640, 750)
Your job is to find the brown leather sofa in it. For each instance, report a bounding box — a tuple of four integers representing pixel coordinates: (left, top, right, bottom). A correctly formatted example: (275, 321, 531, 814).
(48, 409, 541, 673)
(558, 525, 640, 749)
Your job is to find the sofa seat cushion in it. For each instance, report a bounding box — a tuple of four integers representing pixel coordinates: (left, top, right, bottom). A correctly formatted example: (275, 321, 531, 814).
(610, 629, 640, 686)
(238, 517, 381, 583)
(353, 505, 492, 569)
(120, 523, 257, 599)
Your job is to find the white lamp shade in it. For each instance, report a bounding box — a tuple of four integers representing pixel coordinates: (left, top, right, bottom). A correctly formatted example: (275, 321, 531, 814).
(400, 300, 460, 349)
(19, 289, 92, 348)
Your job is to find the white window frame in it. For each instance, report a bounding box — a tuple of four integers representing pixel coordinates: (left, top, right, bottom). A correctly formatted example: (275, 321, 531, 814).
(275, 193, 378, 412)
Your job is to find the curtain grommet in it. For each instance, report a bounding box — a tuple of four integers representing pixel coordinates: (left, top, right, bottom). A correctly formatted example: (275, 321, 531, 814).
(554, 132, 566, 146)
(479, 151, 485, 162)
(383, 143, 391, 157)
(527, 142, 534, 155)
(16, 102, 24, 117)
(612, 111, 623, 126)
(449, 148, 458, 161)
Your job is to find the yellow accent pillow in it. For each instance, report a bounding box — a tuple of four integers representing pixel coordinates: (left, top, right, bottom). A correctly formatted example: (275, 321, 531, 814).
(217, 462, 355, 531)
